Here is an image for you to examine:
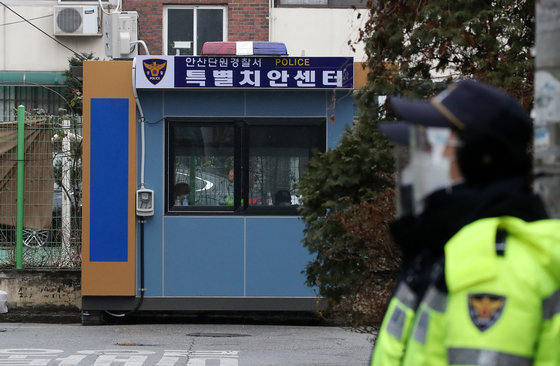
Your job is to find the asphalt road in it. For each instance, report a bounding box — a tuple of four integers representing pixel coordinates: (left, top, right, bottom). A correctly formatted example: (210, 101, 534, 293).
(0, 322, 375, 365)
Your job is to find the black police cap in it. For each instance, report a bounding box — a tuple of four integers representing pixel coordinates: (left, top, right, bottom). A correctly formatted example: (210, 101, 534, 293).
(381, 79, 532, 149)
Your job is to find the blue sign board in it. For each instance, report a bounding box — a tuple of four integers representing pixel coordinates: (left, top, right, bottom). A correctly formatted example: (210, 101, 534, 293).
(135, 56, 354, 89)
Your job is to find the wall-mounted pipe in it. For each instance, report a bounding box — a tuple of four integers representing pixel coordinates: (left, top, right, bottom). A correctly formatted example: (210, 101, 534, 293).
(132, 57, 146, 188)
(131, 41, 150, 56)
(104, 57, 148, 319)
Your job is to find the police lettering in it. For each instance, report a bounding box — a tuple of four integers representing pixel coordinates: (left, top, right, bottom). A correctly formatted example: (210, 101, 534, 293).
(275, 58, 310, 67)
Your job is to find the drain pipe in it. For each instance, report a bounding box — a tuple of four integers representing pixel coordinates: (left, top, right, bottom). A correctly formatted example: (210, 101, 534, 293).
(133, 57, 147, 189)
(133, 218, 146, 312)
(132, 57, 147, 311)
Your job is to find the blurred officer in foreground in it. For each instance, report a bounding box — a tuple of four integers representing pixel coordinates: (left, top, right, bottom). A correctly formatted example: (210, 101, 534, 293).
(370, 79, 560, 366)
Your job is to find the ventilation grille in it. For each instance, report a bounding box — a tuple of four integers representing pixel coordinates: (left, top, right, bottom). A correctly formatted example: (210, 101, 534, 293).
(53, 6, 101, 36)
(56, 7, 82, 33)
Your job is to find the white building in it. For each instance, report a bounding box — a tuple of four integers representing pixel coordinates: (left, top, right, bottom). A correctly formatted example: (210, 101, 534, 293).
(0, 0, 369, 119)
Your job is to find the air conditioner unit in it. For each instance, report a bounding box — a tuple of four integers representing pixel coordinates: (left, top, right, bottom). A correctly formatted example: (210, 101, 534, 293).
(53, 6, 101, 36)
(104, 11, 139, 59)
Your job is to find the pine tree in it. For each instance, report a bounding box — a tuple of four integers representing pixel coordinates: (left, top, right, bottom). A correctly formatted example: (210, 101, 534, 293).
(298, 0, 534, 328)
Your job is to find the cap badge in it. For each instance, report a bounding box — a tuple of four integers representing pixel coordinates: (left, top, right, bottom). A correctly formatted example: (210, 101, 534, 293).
(433, 84, 457, 103)
(430, 84, 465, 130)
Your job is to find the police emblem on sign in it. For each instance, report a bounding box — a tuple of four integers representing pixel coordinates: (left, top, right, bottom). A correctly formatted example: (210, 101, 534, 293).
(468, 293, 506, 331)
(142, 59, 167, 85)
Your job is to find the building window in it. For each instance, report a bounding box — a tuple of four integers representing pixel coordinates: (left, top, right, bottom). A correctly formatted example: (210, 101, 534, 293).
(163, 6, 227, 56)
(166, 118, 326, 215)
(275, 0, 368, 7)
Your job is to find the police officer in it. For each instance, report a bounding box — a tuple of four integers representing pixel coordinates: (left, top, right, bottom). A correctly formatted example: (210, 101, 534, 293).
(371, 79, 560, 366)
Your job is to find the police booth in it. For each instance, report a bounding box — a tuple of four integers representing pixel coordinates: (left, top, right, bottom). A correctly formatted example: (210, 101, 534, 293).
(81, 42, 354, 320)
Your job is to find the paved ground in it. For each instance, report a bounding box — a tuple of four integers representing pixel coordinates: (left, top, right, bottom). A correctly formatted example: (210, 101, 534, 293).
(0, 320, 375, 365)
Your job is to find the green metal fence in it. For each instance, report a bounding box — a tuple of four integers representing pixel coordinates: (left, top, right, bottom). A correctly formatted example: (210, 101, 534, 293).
(0, 106, 82, 268)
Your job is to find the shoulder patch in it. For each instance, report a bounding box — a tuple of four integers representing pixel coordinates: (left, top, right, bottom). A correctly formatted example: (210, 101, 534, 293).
(468, 293, 506, 331)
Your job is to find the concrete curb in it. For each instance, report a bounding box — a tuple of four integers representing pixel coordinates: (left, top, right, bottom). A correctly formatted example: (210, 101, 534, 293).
(0, 309, 81, 323)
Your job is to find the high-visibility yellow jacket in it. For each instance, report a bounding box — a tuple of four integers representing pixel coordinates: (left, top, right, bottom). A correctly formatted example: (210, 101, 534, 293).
(371, 266, 448, 366)
(371, 216, 560, 366)
(400, 283, 447, 366)
(370, 282, 419, 366)
(444, 217, 560, 365)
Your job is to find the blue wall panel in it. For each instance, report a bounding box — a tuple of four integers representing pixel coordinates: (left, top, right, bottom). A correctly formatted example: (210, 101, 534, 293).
(163, 90, 245, 117)
(137, 88, 351, 298)
(163, 217, 244, 296)
(138, 91, 165, 295)
(246, 217, 316, 296)
(329, 90, 354, 148)
(90, 98, 129, 262)
(245, 90, 326, 117)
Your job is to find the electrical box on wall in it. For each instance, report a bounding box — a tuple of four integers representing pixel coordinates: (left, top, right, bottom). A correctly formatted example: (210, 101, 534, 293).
(54, 6, 102, 36)
(104, 11, 138, 59)
(136, 188, 154, 217)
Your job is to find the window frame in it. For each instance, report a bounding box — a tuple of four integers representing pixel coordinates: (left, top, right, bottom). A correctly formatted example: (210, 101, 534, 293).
(166, 118, 240, 215)
(162, 5, 228, 56)
(273, 0, 369, 8)
(165, 117, 326, 216)
(58, 0, 108, 2)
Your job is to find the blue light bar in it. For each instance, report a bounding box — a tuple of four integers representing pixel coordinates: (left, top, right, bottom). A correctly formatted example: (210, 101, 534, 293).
(253, 42, 288, 55)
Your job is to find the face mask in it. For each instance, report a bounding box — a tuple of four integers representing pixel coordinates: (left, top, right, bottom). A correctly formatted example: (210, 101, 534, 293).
(413, 151, 452, 196)
(395, 127, 460, 216)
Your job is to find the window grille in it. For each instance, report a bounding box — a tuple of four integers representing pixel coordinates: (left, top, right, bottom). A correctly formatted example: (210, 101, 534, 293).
(0, 86, 67, 122)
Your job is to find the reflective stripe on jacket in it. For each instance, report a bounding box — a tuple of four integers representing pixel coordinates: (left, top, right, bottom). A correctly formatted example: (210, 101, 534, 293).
(401, 284, 447, 366)
(536, 289, 560, 365)
(370, 282, 418, 366)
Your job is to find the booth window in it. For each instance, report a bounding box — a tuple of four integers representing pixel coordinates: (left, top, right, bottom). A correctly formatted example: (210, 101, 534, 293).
(166, 118, 326, 215)
(168, 122, 236, 211)
(163, 5, 227, 56)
